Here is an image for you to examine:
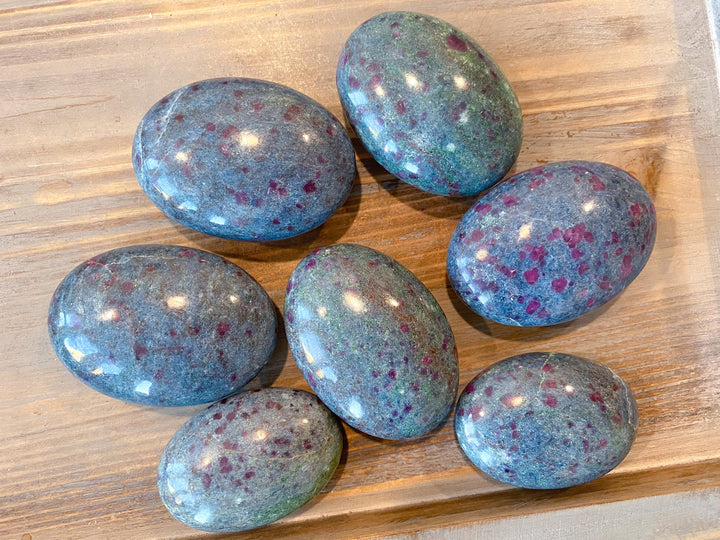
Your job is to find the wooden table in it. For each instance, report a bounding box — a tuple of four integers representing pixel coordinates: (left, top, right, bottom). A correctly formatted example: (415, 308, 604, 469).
(3, 1, 720, 538)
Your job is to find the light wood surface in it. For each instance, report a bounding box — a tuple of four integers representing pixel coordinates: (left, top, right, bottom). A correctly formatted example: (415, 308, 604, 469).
(3, 1, 720, 538)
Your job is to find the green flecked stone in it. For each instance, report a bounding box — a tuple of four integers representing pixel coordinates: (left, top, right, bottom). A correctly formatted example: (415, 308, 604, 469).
(285, 243, 459, 439)
(337, 11, 522, 196)
(158, 388, 343, 532)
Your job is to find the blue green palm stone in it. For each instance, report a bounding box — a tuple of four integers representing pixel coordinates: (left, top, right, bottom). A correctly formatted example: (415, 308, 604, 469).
(284, 244, 459, 440)
(337, 11, 522, 197)
(158, 388, 343, 532)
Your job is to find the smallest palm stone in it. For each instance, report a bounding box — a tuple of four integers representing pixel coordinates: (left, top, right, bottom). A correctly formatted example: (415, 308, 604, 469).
(455, 352, 638, 489)
(158, 388, 343, 532)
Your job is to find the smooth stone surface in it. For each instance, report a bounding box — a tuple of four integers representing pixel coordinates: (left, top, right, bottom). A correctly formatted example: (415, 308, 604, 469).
(158, 388, 343, 532)
(48, 244, 276, 406)
(336, 11, 522, 197)
(455, 352, 639, 489)
(447, 161, 656, 326)
(133, 78, 356, 241)
(285, 243, 458, 440)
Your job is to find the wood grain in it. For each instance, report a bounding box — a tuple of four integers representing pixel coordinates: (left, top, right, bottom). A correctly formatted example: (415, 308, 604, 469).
(2, 0, 720, 538)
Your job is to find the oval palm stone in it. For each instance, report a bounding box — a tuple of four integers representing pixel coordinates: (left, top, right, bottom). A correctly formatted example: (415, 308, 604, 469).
(48, 244, 276, 406)
(285, 243, 458, 439)
(133, 78, 356, 241)
(337, 11, 522, 196)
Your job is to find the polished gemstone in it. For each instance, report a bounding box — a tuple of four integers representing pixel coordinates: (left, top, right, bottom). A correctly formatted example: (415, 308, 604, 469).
(285, 243, 458, 440)
(48, 244, 276, 406)
(455, 352, 638, 489)
(447, 161, 656, 326)
(158, 388, 343, 532)
(133, 78, 356, 241)
(337, 11, 522, 197)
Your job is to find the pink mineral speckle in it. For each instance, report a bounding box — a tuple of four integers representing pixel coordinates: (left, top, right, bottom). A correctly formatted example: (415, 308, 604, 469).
(368, 74, 382, 89)
(502, 195, 519, 207)
(563, 224, 587, 248)
(469, 229, 484, 243)
(446, 34, 468, 52)
(552, 277, 568, 293)
(234, 190, 249, 205)
(499, 265, 516, 278)
(217, 322, 230, 338)
(525, 298, 541, 314)
(620, 255, 634, 278)
(524, 268, 540, 284)
(221, 125, 239, 139)
(134, 343, 148, 360)
(529, 245, 547, 264)
(219, 456, 233, 474)
(475, 203, 493, 215)
(589, 175, 606, 191)
(528, 176, 546, 189)
(284, 105, 302, 121)
(120, 281, 134, 293)
(468, 405, 483, 419)
(630, 202, 648, 223)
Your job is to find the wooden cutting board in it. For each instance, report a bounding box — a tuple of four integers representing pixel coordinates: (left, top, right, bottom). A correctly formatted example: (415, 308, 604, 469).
(2, 1, 720, 538)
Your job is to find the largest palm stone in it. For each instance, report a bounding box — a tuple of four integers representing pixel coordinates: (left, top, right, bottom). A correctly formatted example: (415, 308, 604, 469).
(133, 78, 356, 241)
